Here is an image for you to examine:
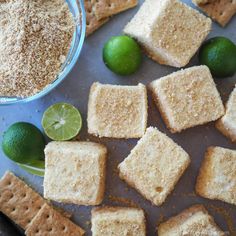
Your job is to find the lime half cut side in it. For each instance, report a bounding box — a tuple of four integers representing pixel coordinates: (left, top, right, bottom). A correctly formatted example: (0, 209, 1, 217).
(42, 103, 82, 141)
(18, 160, 45, 177)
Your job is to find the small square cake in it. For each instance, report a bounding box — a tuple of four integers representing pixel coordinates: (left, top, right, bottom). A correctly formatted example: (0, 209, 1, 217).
(196, 146, 236, 206)
(124, 0, 212, 67)
(91, 207, 146, 236)
(158, 205, 224, 235)
(87, 82, 148, 138)
(216, 87, 236, 142)
(43, 141, 107, 205)
(149, 66, 224, 133)
(118, 127, 190, 206)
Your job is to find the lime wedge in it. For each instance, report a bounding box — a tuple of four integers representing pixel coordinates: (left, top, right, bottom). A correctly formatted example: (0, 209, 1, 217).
(42, 103, 82, 141)
(18, 160, 45, 177)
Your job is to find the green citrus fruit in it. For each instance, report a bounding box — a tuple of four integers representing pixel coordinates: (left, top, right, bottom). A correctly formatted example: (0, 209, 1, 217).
(103, 35, 142, 75)
(2, 122, 45, 164)
(18, 160, 45, 177)
(42, 103, 82, 141)
(199, 37, 236, 78)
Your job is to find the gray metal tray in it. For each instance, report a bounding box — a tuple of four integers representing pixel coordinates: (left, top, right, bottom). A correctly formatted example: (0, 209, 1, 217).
(0, 0, 235, 235)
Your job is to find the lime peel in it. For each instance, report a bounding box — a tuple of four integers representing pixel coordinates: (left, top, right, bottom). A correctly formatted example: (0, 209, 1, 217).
(199, 37, 236, 78)
(103, 35, 142, 76)
(2, 122, 45, 164)
(18, 160, 45, 177)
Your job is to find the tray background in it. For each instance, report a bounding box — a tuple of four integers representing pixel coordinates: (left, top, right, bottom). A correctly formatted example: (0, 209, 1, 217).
(0, 0, 235, 235)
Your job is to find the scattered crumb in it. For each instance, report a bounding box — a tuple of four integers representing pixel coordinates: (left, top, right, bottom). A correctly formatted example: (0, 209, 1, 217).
(54, 207, 72, 219)
(156, 213, 166, 226)
(209, 204, 236, 235)
(108, 195, 139, 208)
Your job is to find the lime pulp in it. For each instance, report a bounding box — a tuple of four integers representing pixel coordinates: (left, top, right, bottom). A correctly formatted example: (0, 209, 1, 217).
(42, 103, 82, 141)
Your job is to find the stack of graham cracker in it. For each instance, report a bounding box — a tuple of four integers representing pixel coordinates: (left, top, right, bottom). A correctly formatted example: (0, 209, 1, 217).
(0, 172, 85, 236)
(85, 0, 138, 36)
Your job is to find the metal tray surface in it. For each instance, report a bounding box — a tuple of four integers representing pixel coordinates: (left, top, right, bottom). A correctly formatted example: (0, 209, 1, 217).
(0, 0, 235, 235)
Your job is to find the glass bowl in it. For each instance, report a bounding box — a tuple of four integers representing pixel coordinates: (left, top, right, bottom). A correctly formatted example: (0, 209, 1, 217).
(0, 0, 86, 105)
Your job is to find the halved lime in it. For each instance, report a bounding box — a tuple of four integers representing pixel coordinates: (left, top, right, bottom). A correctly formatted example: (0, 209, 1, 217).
(42, 103, 82, 141)
(18, 160, 45, 177)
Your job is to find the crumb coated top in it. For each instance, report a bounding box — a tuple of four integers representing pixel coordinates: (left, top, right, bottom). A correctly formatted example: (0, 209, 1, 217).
(87, 82, 147, 138)
(150, 0, 212, 66)
(150, 66, 224, 132)
(124, 0, 211, 67)
(118, 127, 190, 205)
(196, 146, 236, 205)
(44, 141, 107, 205)
(92, 207, 145, 236)
(158, 205, 224, 236)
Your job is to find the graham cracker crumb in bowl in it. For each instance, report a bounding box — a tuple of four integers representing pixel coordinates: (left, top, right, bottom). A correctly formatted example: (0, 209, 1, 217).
(0, 0, 75, 98)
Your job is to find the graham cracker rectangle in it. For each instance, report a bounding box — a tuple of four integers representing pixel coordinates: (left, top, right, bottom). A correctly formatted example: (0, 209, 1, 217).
(93, 0, 138, 20)
(193, 0, 236, 26)
(85, 0, 109, 37)
(0, 172, 46, 230)
(25, 204, 85, 236)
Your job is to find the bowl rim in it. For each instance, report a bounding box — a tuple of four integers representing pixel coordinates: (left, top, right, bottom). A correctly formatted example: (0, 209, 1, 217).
(0, 0, 86, 106)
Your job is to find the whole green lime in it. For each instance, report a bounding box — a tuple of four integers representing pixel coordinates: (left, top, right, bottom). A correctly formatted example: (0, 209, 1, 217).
(2, 122, 45, 164)
(103, 35, 142, 76)
(199, 37, 236, 78)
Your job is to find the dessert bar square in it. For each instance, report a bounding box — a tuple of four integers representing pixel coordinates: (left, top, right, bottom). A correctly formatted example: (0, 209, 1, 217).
(87, 82, 147, 138)
(216, 87, 236, 142)
(118, 127, 190, 205)
(124, 0, 211, 67)
(91, 206, 146, 236)
(196, 146, 236, 206)
(149, 66, 224, 133)
(158, 205, 224, 235)
(44, 141, 107, 205)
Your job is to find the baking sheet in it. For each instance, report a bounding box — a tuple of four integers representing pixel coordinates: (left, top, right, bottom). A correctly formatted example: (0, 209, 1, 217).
(0, 0, 235, 235)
